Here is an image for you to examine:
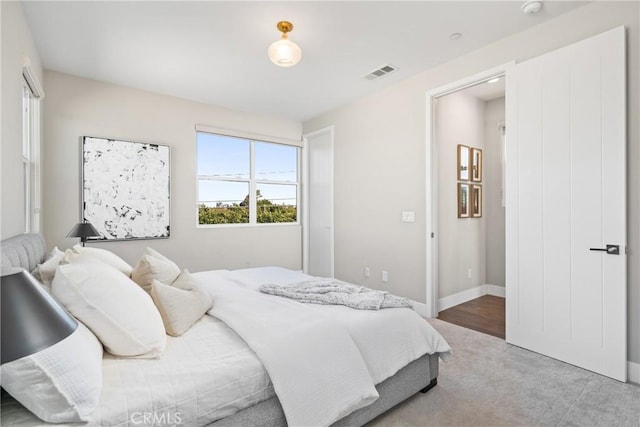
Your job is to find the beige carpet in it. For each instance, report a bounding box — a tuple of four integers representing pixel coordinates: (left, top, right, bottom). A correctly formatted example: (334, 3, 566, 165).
(367, 319, 640, 427)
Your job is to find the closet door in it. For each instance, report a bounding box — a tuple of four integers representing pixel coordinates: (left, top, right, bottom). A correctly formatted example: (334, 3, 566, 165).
(505, 27, 626, 381)
(303, 127, 334, 278)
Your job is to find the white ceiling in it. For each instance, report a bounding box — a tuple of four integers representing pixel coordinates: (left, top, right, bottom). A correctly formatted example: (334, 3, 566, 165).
(463, 78, 506, 101)
(22, 1, 586, 122)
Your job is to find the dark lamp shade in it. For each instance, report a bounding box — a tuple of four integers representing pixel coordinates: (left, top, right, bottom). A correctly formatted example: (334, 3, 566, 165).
(66, 222, 101, 240)
(1, 268, 78, 364)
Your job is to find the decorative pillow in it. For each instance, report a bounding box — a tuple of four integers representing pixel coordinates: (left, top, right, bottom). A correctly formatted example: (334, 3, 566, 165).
(150, 269, 213, 337)
(1, 323, 103, 423)
(31, 247, 65, 289)
(132, 247, 181, 293)
(52, 262, 166, 358)
(65, 245, 133, 276)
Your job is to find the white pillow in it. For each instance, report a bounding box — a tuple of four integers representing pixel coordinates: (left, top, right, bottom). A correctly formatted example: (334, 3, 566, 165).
(31, 247, 65, 289)
(1, 323, 103, 423)
(65, 245, 133, 276)
(52, 262, 166, 358)
(150, 269, 213, 337)
(132, 247, 181, 293)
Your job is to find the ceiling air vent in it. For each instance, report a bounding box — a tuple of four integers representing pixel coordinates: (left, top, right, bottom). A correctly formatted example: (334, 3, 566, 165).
(363, 64, 397, 80)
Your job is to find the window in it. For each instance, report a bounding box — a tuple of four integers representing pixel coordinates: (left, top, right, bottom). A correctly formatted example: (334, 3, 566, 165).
(23, 84, 31, 232)
(22, 66, 43, 233)
(197, 131, 299, 225)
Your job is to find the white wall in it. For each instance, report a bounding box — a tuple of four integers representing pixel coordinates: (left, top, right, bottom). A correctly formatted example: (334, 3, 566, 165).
(484, 97, 505, 287)
(42, 71, 302, 272)
(303, 2, 640, 364)
(1, 1, 43, 239)
(436, 91, 486, 299)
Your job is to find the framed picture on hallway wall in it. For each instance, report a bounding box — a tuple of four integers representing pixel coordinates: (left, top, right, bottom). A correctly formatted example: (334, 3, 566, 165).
(471, 148, 483, 182)
(458, 183, 470, 218)
(82, 136, 171, 241)
(457, 144, 470, 181)
(471, 184, 482, 218)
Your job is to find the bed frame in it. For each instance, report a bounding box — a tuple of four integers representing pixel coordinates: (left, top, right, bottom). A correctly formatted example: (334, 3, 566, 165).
(214, 357, 438, 427)
(0, 233, 439, 427)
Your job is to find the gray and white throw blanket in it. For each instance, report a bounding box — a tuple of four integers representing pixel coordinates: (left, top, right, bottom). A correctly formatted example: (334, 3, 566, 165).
(259, 279, 412, 310)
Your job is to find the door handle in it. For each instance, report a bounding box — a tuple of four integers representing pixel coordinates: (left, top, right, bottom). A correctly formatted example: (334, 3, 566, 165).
(589, 244, 620, 255)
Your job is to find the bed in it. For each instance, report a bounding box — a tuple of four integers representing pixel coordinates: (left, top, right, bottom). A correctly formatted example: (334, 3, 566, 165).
(0, 233, 451, 426)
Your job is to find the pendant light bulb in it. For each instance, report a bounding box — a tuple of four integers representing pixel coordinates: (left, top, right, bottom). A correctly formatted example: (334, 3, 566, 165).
(268, 21, 302, 68)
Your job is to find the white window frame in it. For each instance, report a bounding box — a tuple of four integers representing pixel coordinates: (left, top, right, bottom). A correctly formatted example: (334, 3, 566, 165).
(22, 66, 43, 233)
(23, 83, 32, 232)
(195, 126, 301, 228)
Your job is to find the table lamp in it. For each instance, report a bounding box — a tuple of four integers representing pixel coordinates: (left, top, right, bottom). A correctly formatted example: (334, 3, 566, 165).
(1, 268, 78, 364)
(66, 221, 100, 247)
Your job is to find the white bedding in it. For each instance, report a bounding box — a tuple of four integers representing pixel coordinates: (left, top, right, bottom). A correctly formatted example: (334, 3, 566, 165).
(2, 267, 451, 427)
(193, 267, 451, 426)
(196, 270, 379, 427)
(208, 267, 452, 383)
(1, 315, 274, 427)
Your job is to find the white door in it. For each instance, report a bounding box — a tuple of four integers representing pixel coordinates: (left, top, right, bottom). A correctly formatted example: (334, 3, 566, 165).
(506, 27, 626, 381)
(303, 127, 334, 277)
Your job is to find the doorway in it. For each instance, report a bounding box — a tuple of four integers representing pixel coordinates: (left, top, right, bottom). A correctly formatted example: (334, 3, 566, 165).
(426, 27, 627, 382)
(430, 76, 507, 339)
(426, 63, 513, 326)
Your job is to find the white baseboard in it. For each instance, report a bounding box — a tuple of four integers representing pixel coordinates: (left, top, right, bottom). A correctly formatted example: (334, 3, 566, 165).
(629, 361, 640, 384)
(486, 284, 506, 298)
(438, 286, 486, 311)
(438, 284, 505, 312)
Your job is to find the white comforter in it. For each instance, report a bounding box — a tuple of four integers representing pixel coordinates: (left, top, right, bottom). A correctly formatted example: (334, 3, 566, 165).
(193, 267, 451, 427)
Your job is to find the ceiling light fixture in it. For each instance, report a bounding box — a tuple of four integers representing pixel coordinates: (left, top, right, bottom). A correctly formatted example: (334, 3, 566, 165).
(268, 21, 302, 68)
(449, 32, 462, 41)
(488, 77, 501, 84)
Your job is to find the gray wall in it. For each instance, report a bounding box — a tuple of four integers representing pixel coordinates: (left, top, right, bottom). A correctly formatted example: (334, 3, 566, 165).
(436, 91, 486, 299)
(303, 2, 640, 364)
(484, 97, 506, 287)
(42, 71, 302, 272)
(1, 1, 43, 239)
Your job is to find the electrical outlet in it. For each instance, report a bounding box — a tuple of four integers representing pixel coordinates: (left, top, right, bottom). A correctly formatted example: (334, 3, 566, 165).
(467, 268, 472, 279)
(364, 267, 370, 277)
(382, 271, 389, 282)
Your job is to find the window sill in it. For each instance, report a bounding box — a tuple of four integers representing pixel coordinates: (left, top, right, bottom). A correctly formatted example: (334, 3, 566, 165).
(196, 222, 300, 229)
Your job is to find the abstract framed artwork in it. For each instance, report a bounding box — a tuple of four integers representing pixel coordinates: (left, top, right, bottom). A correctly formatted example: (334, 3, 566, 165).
(82, 136, 170, 241)
(457, 144, 470, 181)
(471, 148, 483, 182)
(458, 183, 470, 218)
(471, 184, 482, 218)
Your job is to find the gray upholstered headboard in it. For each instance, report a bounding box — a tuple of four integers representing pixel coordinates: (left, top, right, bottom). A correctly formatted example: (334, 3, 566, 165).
(0, 233, 47, 271)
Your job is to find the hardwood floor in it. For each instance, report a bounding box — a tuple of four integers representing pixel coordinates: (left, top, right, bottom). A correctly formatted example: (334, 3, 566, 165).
(437, 295, 505, 339)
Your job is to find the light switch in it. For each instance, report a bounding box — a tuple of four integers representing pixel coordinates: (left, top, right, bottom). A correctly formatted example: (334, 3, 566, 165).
(402, 211, 415, 223)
